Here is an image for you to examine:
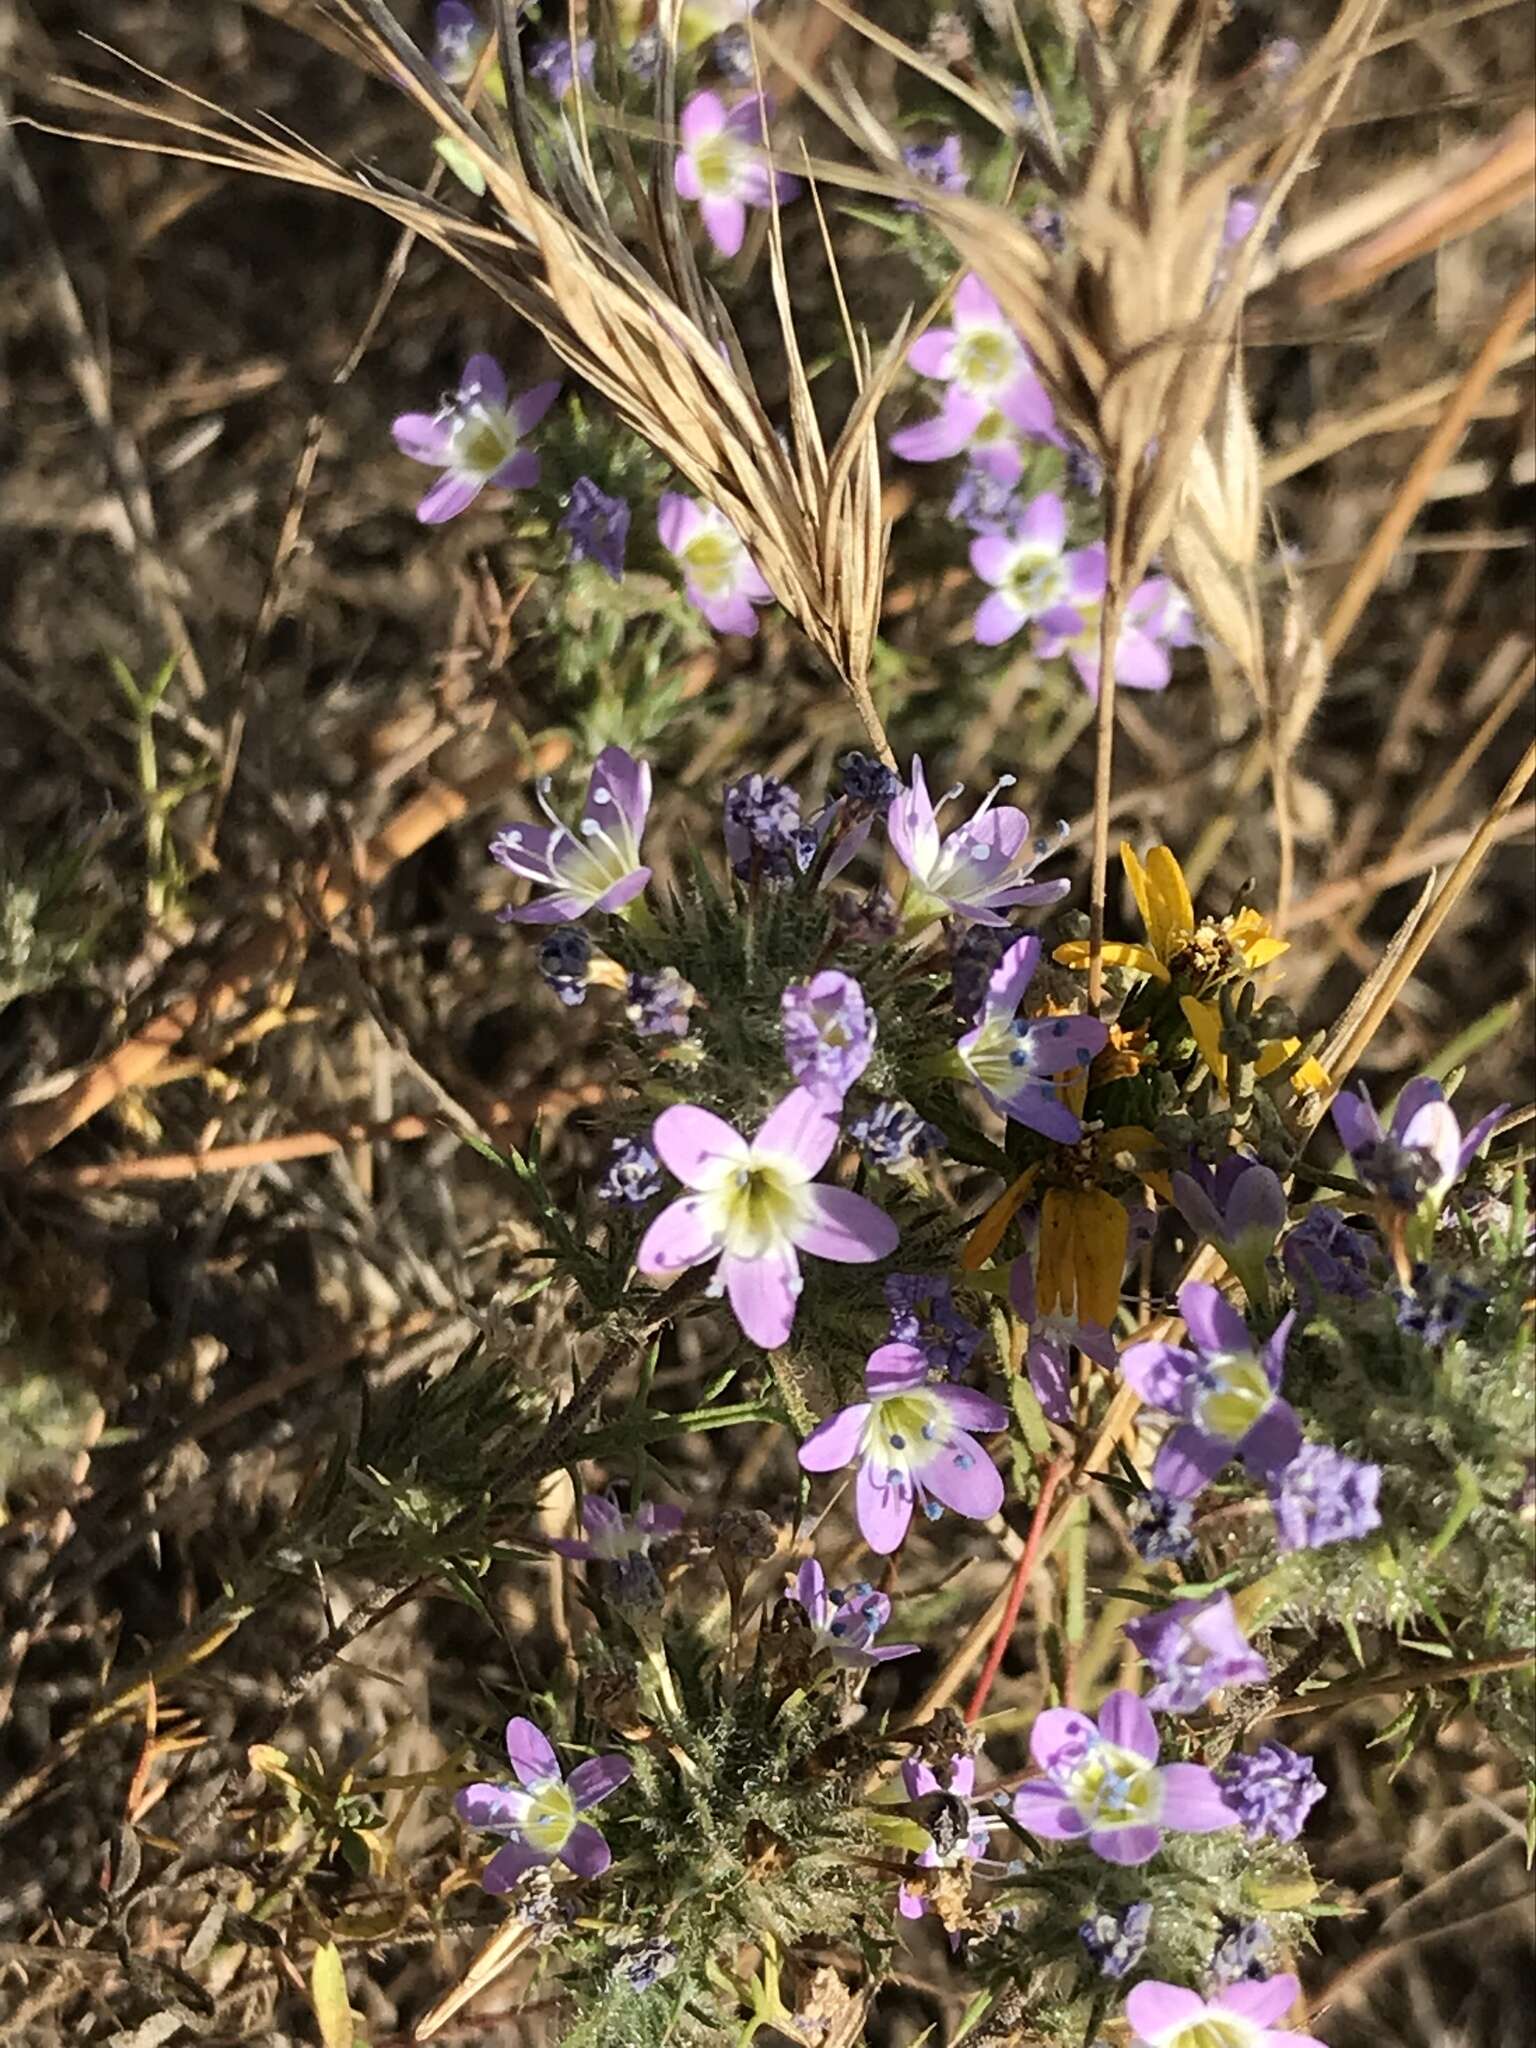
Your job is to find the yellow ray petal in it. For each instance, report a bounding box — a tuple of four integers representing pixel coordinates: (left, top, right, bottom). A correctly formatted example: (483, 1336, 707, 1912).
(961, 1165, 1039, 1271)
(1181, 995, 1228, 1089)
(1053, 939, 1170, 983)
(1144, 846, 1194, 959)
(1073, 1189, 1129, 1330)
(1037, 1186, 1076, 1317)
(1119, 842, 1154, 946)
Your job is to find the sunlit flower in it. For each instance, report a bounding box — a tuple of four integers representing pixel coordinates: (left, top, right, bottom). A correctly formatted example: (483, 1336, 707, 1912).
(391, 356, 560, 525)
(888, 756, 1070, 932)
(1332, 1077, 1506, 1213)
(798, 1341, 1006, 1553)
(969, 494, 1106, 648)
(658, 493, 774, 636)
(490, 747, 651, 924)
(890, 273, 1055, 467)
(956, 935, 1108, 1140)
(1269, 1443, 1381, 1551)
(1119, 1282, 1301, 1498)
(457, 1717, 630, 1889)
(1032, 570, 1198, 698)
(637, 1089, 898, 1348)
(1124, 1592, 1267, 1713)
(1056, 843, 1288, 989)
(674, 92, 799, 257)
(547, 1494, 683, 1565)
(1126, 1975, 1323, 2048)
(1010, 1690, 1234, 1866)
(788, 1558, 918, 1668)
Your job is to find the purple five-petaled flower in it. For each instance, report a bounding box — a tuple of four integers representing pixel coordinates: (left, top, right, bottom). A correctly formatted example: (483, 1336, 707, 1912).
(1331, 1077, 1507, 1213)
(1269, 1442, 1382, 1552)
(489, 746, 651, 924)
(1034, 568, 1198, 699)
(456, 1717, 631, 1890)
(957, 934, 1108, 1141)
(1119, 1282, 1301, 1499)
(890, 273, 1055, 474)
(431, 0, 484, 85)
(888, 756, 1070, 930)
(781, 971, 875, 1106)
(1124, 1592, 1267, 1715)
(798, 1341, 1007, 1554)
(391, 356, 560, 526)
(1011, 1689, 1235, 1866)
(969, 493, 1106, 649)
(1009, 1249, 1117, 1424)
(898, 1750, 991, 1920)
(658, 493, 774, 636)
(789, 1558, 918, 1669)
(898, 134, 968, 211)
(636, 1088, 898, 1349)
(546, 1494, 683, 1565)
(674, 92, 800, 257)
(1126, 1975, 1323, 2048)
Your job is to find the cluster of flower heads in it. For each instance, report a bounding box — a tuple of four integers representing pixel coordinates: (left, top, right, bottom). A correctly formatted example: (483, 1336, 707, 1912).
(427, 472, 1513, 2040)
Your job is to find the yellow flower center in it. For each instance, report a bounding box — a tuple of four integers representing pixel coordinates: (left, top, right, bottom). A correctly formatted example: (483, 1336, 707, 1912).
(864, 1391, 947, 1472)
(690, 134, 738, 196)
(1067, 1740, 1163, 1829)
(1167, 916, 1239, 985)
(452, 411, 514, 476)
(682, 528, 740, 595)
(712, 1161, 807, 1260)
(955, 329, 1014, 392)
(523, 1781, 576, 1854)
(1196, 1352, 1272, 1441)
(1166, 2023, 1257, 2048)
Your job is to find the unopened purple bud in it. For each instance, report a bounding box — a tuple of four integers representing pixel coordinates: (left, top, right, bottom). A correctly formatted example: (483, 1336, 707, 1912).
(1210, 1918, 1272, 1985)
(884, 1272, 981, 1377)
(723, 773, 802, 879)
(1064, 441, 1104, 498)
(950, 923, 1010, 1026)
(626, 29, 662, 81)
(852, 1099, 944, 1171)
(598, 1136, 664, 1208)
(1217, 1741, 1325, 1843)
(1026, 203, 1065, 252)
(561, 477, 630, 581)
(835, 751, 900, 816)
(537, 927, 592, 1006)
(1283, 1207, 1374, 1302)
(432, 0, 483, 86)
(949, 466, 1023, 535)
(625, 967, 696, 1040)
(1079, 1900, 1151, 1980)
(898, 135, 968, 211)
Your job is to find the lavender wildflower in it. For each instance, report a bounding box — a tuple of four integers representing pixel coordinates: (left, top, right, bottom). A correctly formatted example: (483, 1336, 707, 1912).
(1129, 1976, 1323, 2047)
(490, 747, 651, 924)
(431, 0, 484, 85)
(949, 465, 1025, 535)
(723, 772, 802, 877)
(597, 1137, 665, 1208)
(789, 1558, 919, 1668)
(1171, 1154, 1287, 1305)
(1123, 1592, 1267, 1714)
(537, 927, 592, 1007)
(1393, 1262, 1486, 1345)
(1332, 1077, 1507, 1213)
(1283, 1207, 1374, 1302)
(1218, 1742, 1326, 1843)
(528, 37, 595, 98)
(561, 478, 630, 580)
(781, 971, 876, 1105)
(899, 135, 968, 210)
(457, 1718, 631, 1887)
(674, 92, 799, 258)
(970, 493, 1105, 647)
(851, 1099, 944, 1171)
(890, 756, 1071, 930)
(957, 934, 1108, 1140)
(391, 356, 560, 525)
(1270, 1443, 1382, 1551)
(658, 493, 774, 636)
(1129, 1489, 1197, 1564)
(1080, 1899, 1152, 1979)
(626, 967, 697, 1040)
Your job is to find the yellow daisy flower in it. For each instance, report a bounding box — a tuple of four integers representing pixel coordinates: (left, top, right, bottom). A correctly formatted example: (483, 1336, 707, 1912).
(1054, 843, 1290, 990)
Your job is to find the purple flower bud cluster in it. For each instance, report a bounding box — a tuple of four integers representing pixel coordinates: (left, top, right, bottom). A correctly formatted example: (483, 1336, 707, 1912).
(899, 134, 968, 210)
(598, 1136, 664, 1209)
(1079, 1899, 1152, 1979)
(1283, 1206, 1374, 1301)
(626, 967, 696, 1040)
(1269, 1443, 1382, 1552)
(1210, 1917, 1272, 1985)
(723, 773, 803, 879)
(884, 1273, 982, 1378)
(612, 1936, 679, 1991)
(1128, 1488, 1197, 1564)
(949, 923, 1009, 1025)
(1217, 1741, 1326, 1843)
(851, 1099, 944, 1170)
(1392, 1262, 1485, 1346)
(561, 477, 630, 580)
(835, 751, 900, 818)
(538, 927, 592, 1006)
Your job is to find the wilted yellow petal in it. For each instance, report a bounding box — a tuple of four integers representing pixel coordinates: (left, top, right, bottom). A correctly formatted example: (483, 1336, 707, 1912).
(1054, 939, 1170, 983)
(1144, 846, 1195, 958)
(1119, 842, 1154, 945)
(1073, 1190, 1129, 1330)
(1256, 1039, 1330, 1094)
(1037, 1187, 1075, 1316)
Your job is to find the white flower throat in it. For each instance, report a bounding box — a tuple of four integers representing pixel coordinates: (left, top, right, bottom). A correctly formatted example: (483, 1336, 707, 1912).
(521, 1780, 577, 1854)
(1194, 1351, 1273, 1441)
(705, 1158, 808, 1259)
(1065, 1738, 1163, 1831)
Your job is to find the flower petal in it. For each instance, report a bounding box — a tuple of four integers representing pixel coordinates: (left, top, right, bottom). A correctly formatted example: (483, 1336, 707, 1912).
(919, 1432, 1003, 1519)
(680, 89, 726, 144)
(504, 1717, 560, 1789)
(855, 1460, 913, 1554)
(1118, 1340, 1195, 1412)
(1125, 1983, 1207, 2038)
(1014, 491, 1065, 552)
(567, 1755, 631, 1812)
(1220, 1975, 1302, 2028)
(1097, 1690, 1160, 1762)
(483, 1840, 547, 1891)
(700, 194, 747, 256)
(1158, 1762, 1238, 1833)
(797, 1402, 871, 1472)
(906, 326, 958, 378)
(487, 450, 540, 492)
(1239, 1399, 1302, 1479)
(1153, 1423, 1231, 1498)
(1007, 1782, 1088, 1839)
(1330, 1086, 1381, 1160)
(636, 1194, 725, 1278)
(722, 1243, 801, 1349)
(1179, 1281, 1252, 1358)
(755, 1088, 840, 1178)
(935, 1384, 1009, 1434)
(511, 379, 562, 436)
(865, 1342, 929, 1398)
(1030, 1706, 1098, 1771)
(656, 491, 704, 555)
(1090, 1822, 1162, 1865)
(392, 411, 452, 463)
(795, 1184, 900, 1263)
(456, 1781, 530, 1831)
(651, 1105, 748, 1188)
(559, 1821, 611, 1877)
(460, 354, 507, 406)
(417, 471, 483, 524)
(973, 591, 1026, 646)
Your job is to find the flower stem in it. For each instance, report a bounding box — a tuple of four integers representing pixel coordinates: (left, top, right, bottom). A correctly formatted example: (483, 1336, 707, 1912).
(964, 1454, 1071, 1726)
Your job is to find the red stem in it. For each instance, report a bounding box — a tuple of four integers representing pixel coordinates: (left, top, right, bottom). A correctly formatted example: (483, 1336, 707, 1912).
(964, 1456, 1071, 1726)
